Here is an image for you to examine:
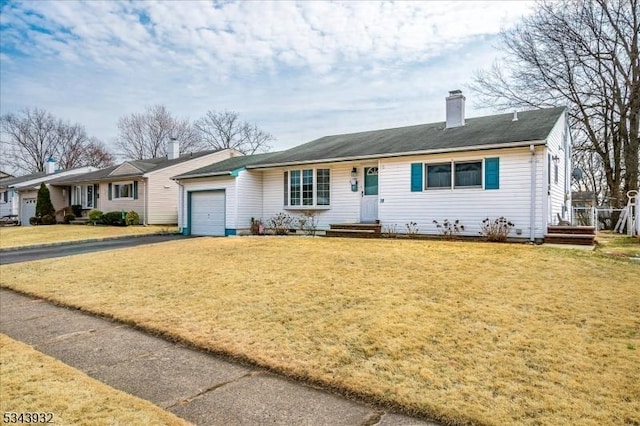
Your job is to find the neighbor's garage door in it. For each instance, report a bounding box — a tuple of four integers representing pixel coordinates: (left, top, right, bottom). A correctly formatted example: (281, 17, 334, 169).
(190, 191, 225, 236)
(20, 197, 36, 226)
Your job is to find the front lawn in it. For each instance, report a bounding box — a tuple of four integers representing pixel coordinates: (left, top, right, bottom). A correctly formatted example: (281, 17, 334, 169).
(1, 238, 638, 425)
(0, 334, 187, 425)
(0, 225, 178, 249)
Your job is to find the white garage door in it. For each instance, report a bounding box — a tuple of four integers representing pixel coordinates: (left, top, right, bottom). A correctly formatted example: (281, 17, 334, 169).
(190, 191, 225, 236)
(21, 197, 37, 226)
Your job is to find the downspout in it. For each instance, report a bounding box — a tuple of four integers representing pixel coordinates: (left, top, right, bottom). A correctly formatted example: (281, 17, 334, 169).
(530, 144, 537, 243)
(176, 179, 184, 233)
(143, 178, 148, 226)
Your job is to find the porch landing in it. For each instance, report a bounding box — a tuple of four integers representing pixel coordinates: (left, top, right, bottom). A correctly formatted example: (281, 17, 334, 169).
(325, 223, 382, 238)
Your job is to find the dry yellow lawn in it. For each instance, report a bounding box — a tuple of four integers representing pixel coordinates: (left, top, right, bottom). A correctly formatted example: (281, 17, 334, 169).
(1, 237, 638, 425)
(0, 225, 177, 249)
(596, 231, 640, 258)
(0, 334, 189, 425)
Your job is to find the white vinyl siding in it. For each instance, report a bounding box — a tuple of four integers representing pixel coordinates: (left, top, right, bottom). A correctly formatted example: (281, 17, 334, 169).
(235, 170, 264, 232)
(378, 147, 547, 239)
(179, 176, 236, 231)
(262, 163, 363, 230)
(145, 149, 237, 225)
(544, 113, 570, 225)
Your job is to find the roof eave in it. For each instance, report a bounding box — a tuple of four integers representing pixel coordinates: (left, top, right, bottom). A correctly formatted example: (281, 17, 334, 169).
(248, 139, 548, 169)
(172, 171, 232, 181)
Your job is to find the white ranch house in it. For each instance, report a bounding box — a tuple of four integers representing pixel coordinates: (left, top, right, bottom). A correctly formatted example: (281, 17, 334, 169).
(0, 161, 98, 225)
(174, 91, 573, 242)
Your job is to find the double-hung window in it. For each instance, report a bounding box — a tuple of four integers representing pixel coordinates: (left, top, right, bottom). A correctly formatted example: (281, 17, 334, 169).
(113, 183, 133, 199)
(285, 168, 330, 207)
(454, 161, 482, 188)
(424, 160, 484, 189)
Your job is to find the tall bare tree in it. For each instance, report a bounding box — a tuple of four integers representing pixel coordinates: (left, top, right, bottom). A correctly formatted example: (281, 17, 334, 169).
(114, 105, 203, 160)
(470, 0, 639, 207)
(195, 110, 273, 155)
(0, 108, 115, 174)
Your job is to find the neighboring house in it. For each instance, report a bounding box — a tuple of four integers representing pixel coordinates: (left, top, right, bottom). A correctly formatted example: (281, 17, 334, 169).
(50, 141, 240, 225)
(0, 171, 15, 217)
(0, 160, 97, 225)
(174, 91, 573, 242)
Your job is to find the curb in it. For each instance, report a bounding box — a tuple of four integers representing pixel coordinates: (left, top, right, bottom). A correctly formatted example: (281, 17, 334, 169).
(0, 232, 181, 253)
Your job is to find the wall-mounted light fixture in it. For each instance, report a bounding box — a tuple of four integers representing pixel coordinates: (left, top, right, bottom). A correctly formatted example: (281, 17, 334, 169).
(351, 167, 357, 177)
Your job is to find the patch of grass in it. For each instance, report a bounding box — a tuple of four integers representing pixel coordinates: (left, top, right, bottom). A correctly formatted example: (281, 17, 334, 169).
(0, 334, 188, 425)
(1, 238, 639, 425)
(595, 231, 640, 258)
(0, 225, 178, 249)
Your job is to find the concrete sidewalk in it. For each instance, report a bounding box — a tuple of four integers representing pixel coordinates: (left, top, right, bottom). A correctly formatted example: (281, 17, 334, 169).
(0, 289, 440, 426)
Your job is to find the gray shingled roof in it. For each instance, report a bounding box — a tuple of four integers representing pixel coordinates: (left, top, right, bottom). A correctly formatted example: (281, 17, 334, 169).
(174, 152, 282, 179)
(250, 107, 565, 168)
(0, 172, 48, 188)
(0, 167, 93, 188)
(50, 150, 223, 185)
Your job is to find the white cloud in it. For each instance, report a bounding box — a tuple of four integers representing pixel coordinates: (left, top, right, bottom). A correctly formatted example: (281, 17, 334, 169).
(0, 0, 535, 155)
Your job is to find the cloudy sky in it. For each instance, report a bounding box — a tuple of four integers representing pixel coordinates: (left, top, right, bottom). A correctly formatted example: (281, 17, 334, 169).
(0, 1, 535, 157)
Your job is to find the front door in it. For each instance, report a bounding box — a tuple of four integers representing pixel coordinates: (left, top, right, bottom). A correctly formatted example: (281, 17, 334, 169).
(360, 166, 378, 223)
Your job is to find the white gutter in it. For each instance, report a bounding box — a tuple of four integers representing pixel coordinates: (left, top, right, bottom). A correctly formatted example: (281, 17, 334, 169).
(530, 144, 537, 242)
(248, 140, 548, 170)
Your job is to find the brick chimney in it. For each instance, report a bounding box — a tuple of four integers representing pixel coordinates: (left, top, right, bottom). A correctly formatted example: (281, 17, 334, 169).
(446, 90, 465, 128)
(168, 138, 179, 160)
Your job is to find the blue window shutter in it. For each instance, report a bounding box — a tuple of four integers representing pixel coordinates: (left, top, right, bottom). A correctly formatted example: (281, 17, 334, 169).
(108, 183, 112, 200)
(410, 163, 423, 192)
(133, 181, 138, 199)
(485, 157, 499, 189)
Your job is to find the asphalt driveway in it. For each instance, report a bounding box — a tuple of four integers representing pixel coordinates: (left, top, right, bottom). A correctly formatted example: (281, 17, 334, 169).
(0, 234, 189, 265)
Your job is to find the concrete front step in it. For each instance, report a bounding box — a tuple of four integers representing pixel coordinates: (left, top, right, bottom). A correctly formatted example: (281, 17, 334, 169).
(544, 234, 596, 246)
(329, 223, 381, 232)
(325, 229, 382, 238)
(547, 225, 596, 235)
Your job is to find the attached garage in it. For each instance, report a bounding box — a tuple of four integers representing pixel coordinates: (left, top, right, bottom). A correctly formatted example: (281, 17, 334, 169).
(20, 197, 36, 226)
(189, 190, 225, 236)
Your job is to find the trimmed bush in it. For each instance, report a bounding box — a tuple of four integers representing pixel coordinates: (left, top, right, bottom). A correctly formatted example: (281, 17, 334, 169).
(41, 215, 56, 225)
(63, 213, 76, 224)
(88, 209, 103, 224)
(101, 211, 126, 226)
(29, 216, 40, 226)
(125, 211, 140, 226)
(71, 204, 82, 217)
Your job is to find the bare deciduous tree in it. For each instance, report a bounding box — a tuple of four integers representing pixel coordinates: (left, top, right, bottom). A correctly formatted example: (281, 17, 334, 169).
(81, 138, 115, 169)
(195, 110, 273, 155)
(470, 0, 639, 207)
(114, 105, 203, 160)
(0, 108, 115, 174)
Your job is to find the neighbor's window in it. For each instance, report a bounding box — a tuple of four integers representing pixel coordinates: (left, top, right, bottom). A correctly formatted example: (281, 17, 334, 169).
(114, 183, 133, 199)
(287, 168, 330, 206)
(1, 191, 7, 203)
(426, 163, 451, 189)
(454, 161, 482, 187)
